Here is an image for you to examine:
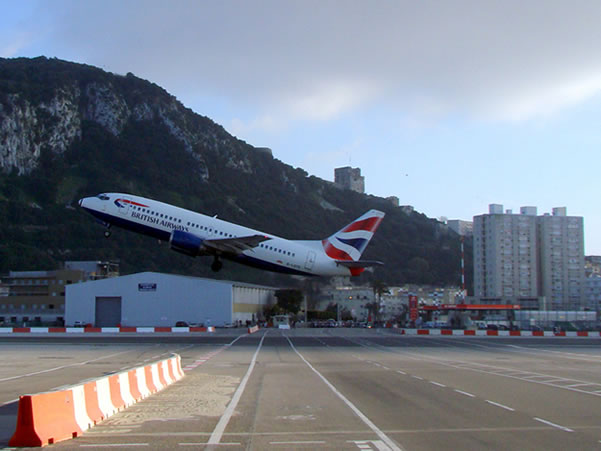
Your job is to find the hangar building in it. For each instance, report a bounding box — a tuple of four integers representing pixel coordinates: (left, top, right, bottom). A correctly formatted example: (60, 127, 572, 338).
(66, 272, 276, 327)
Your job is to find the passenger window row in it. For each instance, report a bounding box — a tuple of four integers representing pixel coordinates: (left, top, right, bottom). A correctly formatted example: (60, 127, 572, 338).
(132, 205, 183, 223)
(131, 205, 295, 257)
(258, 243, 295, 257)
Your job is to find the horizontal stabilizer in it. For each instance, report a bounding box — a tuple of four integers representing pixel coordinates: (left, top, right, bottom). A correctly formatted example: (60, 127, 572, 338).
(335, 260, 384, 268)
(204, 235, 269, 255)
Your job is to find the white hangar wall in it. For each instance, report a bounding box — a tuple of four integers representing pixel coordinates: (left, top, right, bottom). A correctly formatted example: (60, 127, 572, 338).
(66, 272, 275, 327)
(232, 285, 275, 324)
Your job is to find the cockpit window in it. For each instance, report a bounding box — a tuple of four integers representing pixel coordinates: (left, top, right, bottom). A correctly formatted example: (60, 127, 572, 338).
(97, 194, 110, 201)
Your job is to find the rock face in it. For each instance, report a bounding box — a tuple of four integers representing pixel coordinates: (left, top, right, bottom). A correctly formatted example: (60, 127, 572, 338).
(0, 57, 256, 179)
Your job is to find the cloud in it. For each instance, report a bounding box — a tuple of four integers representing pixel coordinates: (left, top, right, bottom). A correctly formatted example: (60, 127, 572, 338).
(21, 0, 601, 127)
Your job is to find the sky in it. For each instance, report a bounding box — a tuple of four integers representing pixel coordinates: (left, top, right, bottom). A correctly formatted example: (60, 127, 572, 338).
(2, 0, 601, 254)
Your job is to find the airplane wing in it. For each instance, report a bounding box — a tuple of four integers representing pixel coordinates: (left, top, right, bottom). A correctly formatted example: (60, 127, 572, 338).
(335, 260, 384, 268)
(203, 234, 270, 255)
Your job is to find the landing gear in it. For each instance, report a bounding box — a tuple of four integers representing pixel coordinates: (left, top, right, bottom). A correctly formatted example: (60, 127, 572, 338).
(104, 229, 111, 238)
(211, 257, 223, 272)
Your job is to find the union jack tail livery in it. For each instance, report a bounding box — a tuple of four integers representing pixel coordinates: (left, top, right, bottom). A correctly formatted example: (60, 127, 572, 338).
(321, 210, 385, 276)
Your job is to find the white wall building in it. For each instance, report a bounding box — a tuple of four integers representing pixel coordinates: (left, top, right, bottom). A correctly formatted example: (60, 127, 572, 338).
(66, 272, 275, 327)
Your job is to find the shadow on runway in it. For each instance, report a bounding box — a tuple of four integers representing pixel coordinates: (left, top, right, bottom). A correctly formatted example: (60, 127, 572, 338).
(0, 401, 18, 447)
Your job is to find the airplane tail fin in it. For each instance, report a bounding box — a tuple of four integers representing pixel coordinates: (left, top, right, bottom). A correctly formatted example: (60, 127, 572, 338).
(322, 209, 385, 262)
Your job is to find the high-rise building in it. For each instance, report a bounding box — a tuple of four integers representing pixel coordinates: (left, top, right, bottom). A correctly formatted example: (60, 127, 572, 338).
(473, 204, 585, 310)
(537, 208, 585, 310)
(334, 167, 365, 193)
(473, 205, 538, 301)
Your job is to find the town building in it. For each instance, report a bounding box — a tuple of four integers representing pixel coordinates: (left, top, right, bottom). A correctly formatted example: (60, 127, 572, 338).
(473, 204, 585, 311)
(537, 208, 586, 310)
(585, 256, 601, 277)
(66, 272, 275, 327)
(586, 274, 601, 314)
(0, 261, 120, 326)
(447, 219, 473, 236)
(334, 166, 365, 193)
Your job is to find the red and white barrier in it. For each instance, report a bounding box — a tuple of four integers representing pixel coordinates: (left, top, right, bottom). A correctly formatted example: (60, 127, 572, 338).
(0, 326, 215, 334)
(400, 329, 601, 337)
(9, 354, 184, 447)
(247, 325, 260, 334)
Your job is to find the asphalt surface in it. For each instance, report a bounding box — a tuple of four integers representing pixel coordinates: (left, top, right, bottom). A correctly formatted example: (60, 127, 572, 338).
(1, 329, 601, 450)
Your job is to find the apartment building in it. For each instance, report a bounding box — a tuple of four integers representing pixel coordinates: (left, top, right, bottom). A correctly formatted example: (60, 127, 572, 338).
(473, 205, 585, 310)
(473, 205, 538, 301)
(538, 208, 586, 310)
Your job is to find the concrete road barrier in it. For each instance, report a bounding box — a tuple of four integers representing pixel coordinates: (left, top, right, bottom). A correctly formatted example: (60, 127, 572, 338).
(9, 354, 184, 447)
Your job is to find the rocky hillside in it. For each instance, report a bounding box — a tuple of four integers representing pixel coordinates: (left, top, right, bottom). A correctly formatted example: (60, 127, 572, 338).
(0, 57, 472, 289)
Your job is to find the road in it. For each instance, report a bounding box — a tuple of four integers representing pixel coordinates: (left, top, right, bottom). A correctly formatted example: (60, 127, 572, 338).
(1, 329, 601, 450)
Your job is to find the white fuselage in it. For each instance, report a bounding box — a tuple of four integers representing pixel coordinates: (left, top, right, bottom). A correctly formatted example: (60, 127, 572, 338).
(79, 193, 352, 276)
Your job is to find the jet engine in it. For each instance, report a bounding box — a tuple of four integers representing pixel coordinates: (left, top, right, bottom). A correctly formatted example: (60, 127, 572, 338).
(169, 230, 204, 256)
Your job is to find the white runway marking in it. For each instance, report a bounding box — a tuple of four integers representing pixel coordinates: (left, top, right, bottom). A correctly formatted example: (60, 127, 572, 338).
(533, 417, 573, 432)
(429, 381, 446, 387)
(0, 350, 132, 382)
(208, 332, 266, 445)
(286, 336, 403, 451)
(454, 389, 475, 398)
(486, 400, 515, 411)
(351, 439, 395, 450)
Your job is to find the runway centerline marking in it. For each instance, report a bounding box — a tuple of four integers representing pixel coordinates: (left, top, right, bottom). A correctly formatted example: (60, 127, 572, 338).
(286, 336, 403, 451)
(208, 331, 267, 445)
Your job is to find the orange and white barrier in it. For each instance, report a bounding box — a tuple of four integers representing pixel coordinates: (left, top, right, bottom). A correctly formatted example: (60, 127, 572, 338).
(9, 354, 184, 447)
(400, 329, 601, 337)
(0, 326, 216, 334)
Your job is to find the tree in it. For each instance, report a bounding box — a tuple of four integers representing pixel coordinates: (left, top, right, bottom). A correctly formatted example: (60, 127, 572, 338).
(371, 280, 390, 323)
(275, 289, 303, 315)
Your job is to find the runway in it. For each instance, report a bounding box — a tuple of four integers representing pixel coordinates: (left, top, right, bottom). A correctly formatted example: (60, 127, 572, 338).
(1, 329, 601, 450)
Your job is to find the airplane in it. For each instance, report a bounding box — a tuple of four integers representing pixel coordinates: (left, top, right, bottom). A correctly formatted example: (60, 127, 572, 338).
(79, 193, 385, 277)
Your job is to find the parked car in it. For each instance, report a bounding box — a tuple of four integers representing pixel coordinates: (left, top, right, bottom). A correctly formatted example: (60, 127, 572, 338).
(175, 321, 189, 327)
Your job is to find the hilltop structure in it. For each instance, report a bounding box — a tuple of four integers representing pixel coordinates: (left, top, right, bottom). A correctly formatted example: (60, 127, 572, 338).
(334, 166, 365, 193)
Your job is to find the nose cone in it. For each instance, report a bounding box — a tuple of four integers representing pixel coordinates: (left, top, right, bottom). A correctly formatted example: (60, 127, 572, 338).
(78, 198, 84, 207)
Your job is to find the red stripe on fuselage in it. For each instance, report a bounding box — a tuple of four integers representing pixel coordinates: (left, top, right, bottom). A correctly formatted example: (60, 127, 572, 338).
(341, 216, 382, 234)
(118, 199, 149, 208)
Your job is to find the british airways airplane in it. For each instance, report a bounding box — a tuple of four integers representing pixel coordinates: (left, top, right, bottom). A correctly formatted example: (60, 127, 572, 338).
(79, 193, 385, 277)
